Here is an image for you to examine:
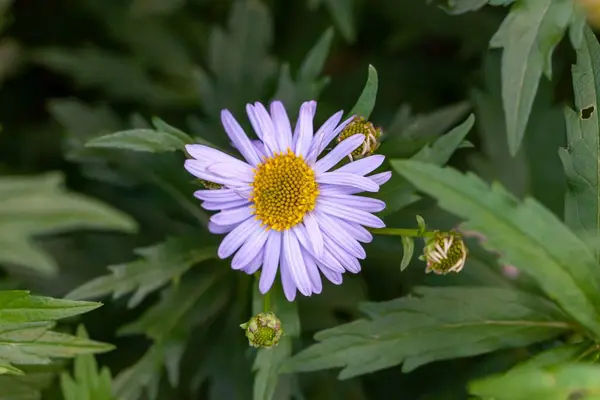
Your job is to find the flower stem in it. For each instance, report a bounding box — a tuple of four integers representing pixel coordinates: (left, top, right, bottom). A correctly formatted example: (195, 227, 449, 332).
(370, 228, 436, 237)
(263, 290, 271, 313)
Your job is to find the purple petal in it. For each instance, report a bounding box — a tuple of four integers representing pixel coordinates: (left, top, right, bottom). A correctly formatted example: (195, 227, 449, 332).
(185, 160, 243, 187)
(316, 261, 344, 285)
(231, 227, 269, 269)
(302, 249, 322, 294)
(292, 224, 318, 258)
(242, 248, 264, 275)
(194, 189, 245, 202)
(315, 211, 366, 259)
(316, 171, 379, 192)
(185, 144, 249, 169)
(317, 201, 385, 228)
(208, 221, 236, 234)
(253, 102, 280, 154)
(294, 101, 316, 157)
(280, 253, 297, 301)
(306, 110, 343, 163)
(245, 104, 264, 141)
(324, 235, 361, 273)
(218, 218, 260, 259)
(260, 230, 281, 294)
(283, 229, 312, 296)
(303, 212, 324, 258)
(207, 161, 253, 182)
(313, 134, 364, 173)
(270, 101, 293, 151)
(336, 155, 385, 176)
(211, 206, 252, 227)
(251, 140, 266, 158)
(369, 171, 392, 186)
(201, 198, 250, 211)
(320, 195, 385, 213)
(335, 218, 373, 243)
(220, 109, 261, 166)
(315, 114, 354, 155)
(319, 249, 345, 273)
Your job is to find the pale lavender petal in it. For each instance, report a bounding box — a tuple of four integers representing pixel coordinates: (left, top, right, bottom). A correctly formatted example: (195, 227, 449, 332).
(317, 263, 343, 285)
(280, 254, 297, 301)
(319, 250, 345, 273)
(251, 140, 266, 158)
(232, 186, 253, 199)
(306, 110, 343, 163)
(316, 171, 379, 192)
(231, 227, 269, 269)
(253, 102, 280, 154)
(217, 218, 260, 259)
(317, 201, 385, 228)
(294, 101, 316, 157)
(324, 235, 361, 273)
(194, 189, 244, 202)
(315, 211, 366, 259)
(185, 160, 243, 187)
(185, 144, 249, 170)
(301, 249, 322, 294)
(336, 155, 385, 175)
(335, 218, 373, 243)
(270, 101, 293, 151)
(211, 205, 252, 226)
(201, 198, 250, 211)
(242, 248, 264, 275)
(208, 221, 236, 234)
(221, 109, 261, 166)
(316, 114, 354, 155)
(303, 212, 324, 258)
(245, 104, 264, 140)
(283, 229, 312, 296)
(260, 230, 281, 294)
(320, 195, 385, 213)
(313, 134, 364, 173)
(207, 161, 253, 182)
(293, 224, 318, 259)
(370, 171, 392, 186)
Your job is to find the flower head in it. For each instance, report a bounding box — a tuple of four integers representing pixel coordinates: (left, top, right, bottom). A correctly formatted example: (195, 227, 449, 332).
(336, 116, 382, 161)
(184, 100, 391, 300)
(422, 231, 467, 275)
(240, 312, 283, 349)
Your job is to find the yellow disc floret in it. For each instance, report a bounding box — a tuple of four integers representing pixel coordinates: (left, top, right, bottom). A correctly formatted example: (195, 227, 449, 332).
(250, 149, 319, 231)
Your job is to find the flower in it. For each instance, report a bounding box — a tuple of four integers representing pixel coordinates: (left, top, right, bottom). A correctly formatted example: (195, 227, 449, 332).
(422, 231, 467, 275)
(240, 312, 283, 348)
(336, 116, 382, 161)
(184, 100, 391, 301)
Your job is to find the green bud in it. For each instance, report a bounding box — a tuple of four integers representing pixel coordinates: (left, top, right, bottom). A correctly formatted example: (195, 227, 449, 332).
(422, 231, 468, 275)
(240, 312, 283, 349)
(199, 179, 223, 190)
(336, 116, 382, 161)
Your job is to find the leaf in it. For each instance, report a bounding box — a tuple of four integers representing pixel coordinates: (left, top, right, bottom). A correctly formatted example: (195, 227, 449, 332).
(85, 128, 191, 153)
(490, 0, 573, 156)
(60, 326, 113, 400)
(429, 0, 488, 15)
(112, 344, 164, 400)
(66, 236, 217, 308)
(0, 291, 101, 323)
(273, 28, 334, 114)
(346, 65, 378, 120)
(320, 0, 355, 42)
(285, 287, 570, 379)
(378, 114, 474, 216)
(559, 27, 600, 258)
(469, 363, 600, 400)
(0, 369, 56, 400)
(0, 173, 137, 274)
(400, 236, 414, 271)
(391, 160, 600, 337)
(252, 282, 300, 400)
(569, 2, 586, 49)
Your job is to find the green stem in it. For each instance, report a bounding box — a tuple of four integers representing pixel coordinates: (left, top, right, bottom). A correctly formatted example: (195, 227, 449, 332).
(370, 228, 436, 237)
(263, 290, 271, 313)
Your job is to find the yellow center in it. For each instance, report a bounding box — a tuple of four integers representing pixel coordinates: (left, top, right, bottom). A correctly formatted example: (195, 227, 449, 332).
(250, 149, 319, 231)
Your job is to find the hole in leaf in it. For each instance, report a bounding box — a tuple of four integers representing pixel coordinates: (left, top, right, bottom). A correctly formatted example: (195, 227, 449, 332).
(580, 105, 594, 119)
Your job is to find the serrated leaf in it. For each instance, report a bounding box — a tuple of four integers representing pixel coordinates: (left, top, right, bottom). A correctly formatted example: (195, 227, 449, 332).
(60, 326, 113, 400)
(85, 128, 190, 153)
(0, 291, 101, 323)
(346, 65, 378, 120)
(66, 236, 216, 308)
(400, 236, 414, 271)
(285, 287, 570, 379)
(0, 173, 137, 274)
(560, 27, 600, 258)
(112, 344, 163, 400)
(391, 160, 600, 337)
(490, 0, 573, 156)
(469, 363, 600, 400)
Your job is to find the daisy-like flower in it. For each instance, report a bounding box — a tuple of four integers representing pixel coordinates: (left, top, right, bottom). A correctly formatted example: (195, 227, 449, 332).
(184, 100, 391, 301)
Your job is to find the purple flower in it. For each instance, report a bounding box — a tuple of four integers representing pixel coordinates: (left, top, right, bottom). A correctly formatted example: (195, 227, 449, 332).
(184, 100, 391, 301)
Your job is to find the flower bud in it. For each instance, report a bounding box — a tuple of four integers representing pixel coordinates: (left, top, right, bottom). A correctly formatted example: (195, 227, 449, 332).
(336, 116, 382, 161)
(422, 231, 467, 275)
(240, 312, 283, 349)
(199, 179, 223, 190)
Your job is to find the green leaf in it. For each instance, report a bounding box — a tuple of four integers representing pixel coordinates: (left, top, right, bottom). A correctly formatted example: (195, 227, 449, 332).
(66, 236, 217, 308)
(112, 344, 164, 400)
(0, 369, 56, 400)
(560, 27, 600, 258)
(285, 287, 570, 379)
(400, 236, 414, 271)
(378, 114, 474, 216)
(490, 0, 573, 156)
(85, 128, 190, 153)
(0, 173, 137, 274)
(252, 281, 300, 400)
(60, 326, 113, 400)
(320, 0, 355, 42)
(391, 160, 600, 337)
(346, 65, 378, 120)
(569, 2, 586, 49)
(469, 363, 600, 400)
(0, 291, 101, 323)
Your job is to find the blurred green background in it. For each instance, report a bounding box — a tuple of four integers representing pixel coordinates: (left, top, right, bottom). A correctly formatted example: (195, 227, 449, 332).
(0, 0, 579, 398)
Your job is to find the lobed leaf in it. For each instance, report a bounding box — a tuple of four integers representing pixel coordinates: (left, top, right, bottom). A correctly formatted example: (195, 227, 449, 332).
(0, 291, 101, 323)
